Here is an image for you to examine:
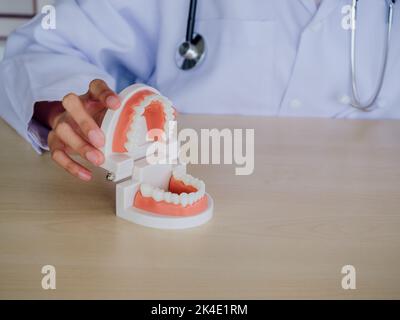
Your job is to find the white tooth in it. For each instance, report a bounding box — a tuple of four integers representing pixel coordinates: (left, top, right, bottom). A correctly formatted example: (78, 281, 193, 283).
(140, 184, 153, 197)
(198, 187, 205, 196)
(192, 192, 198, 202)
(195, 191, 202, 201)
(172, 194, 180, 205)
(180, 193, 188, 207)
(188, 193, 195, 205)
(152, 188, 164, 202)
(164, 192, 172, 203)
(135, 106, 145, 115)
(134, 111, 143, 119)
(165, 106, 173, 113)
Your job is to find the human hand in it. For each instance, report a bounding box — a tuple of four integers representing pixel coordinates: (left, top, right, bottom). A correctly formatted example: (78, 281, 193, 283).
(37, 79, 121, 181)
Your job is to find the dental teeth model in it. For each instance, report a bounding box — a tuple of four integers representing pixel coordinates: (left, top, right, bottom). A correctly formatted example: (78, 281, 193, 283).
(134, 169, 208, 216)
(99, 84, 213, 229)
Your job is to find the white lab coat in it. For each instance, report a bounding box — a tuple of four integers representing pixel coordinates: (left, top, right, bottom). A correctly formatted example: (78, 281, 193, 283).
(0, 0, 399, 153)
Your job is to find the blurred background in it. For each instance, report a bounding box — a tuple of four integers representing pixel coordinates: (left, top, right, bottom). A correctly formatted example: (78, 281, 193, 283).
(0, 0, 54, 60)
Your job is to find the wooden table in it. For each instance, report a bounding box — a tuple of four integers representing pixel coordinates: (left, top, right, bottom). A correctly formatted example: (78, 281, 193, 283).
(0, 116, 399, 299)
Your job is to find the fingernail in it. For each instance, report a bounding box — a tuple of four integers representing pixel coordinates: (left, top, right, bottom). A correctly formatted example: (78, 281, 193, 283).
(106, 95, 120, 109)
(78, 171, 92, 181)
(86, 150, 100, 165)
(88, 129, 105, 148)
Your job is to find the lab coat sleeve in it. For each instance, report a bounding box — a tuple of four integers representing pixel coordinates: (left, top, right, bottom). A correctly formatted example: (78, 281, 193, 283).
(0, 0, 158, 153)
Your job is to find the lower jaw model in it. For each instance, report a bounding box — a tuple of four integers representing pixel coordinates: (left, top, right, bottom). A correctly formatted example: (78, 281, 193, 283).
(135, 169, 208, 216)
(99, 84, 213, 229)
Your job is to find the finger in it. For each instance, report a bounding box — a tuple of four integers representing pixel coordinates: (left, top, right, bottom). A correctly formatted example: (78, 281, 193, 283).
(48, 130, 65, 151)
(81, 100, 107, 126)
(84, 100, 106, 116)
(64, 146, 77, 155)
(88, 79, 120, 109)
(93, 108, 107, 127)
(62, 93, 105, 148)
(52, 149, 92, 181)
(54, 122, 104, 166)
(48, 132, 92, 181)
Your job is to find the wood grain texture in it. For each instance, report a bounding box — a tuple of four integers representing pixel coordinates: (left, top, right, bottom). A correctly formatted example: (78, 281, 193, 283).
(0, 116, 400, 299)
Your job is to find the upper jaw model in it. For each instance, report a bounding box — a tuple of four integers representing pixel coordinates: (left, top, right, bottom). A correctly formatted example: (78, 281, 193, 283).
(100, 84, 213, 229)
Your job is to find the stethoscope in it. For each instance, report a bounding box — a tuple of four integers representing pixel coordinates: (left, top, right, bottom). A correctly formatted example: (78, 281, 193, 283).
(176, 0, 396, 112)
(351, 0, 395, 111)
(175, 0, 205, 70)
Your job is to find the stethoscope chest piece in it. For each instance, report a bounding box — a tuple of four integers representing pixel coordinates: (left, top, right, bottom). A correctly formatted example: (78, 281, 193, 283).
(176, 33, 206, 70)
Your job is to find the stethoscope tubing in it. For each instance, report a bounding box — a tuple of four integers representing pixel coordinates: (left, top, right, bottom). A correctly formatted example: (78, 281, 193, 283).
(186, 0, 198, 42)
(350, 0, 395, 111)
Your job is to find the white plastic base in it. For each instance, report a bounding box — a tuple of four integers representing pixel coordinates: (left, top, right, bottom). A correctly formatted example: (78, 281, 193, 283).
(117, 193, 213, 230)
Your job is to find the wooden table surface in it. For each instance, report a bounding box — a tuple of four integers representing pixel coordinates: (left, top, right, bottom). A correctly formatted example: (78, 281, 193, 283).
(0, 115, 399, 299)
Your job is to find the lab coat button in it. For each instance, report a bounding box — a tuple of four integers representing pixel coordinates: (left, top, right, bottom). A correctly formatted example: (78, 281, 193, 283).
(289, 99, 302, 109)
